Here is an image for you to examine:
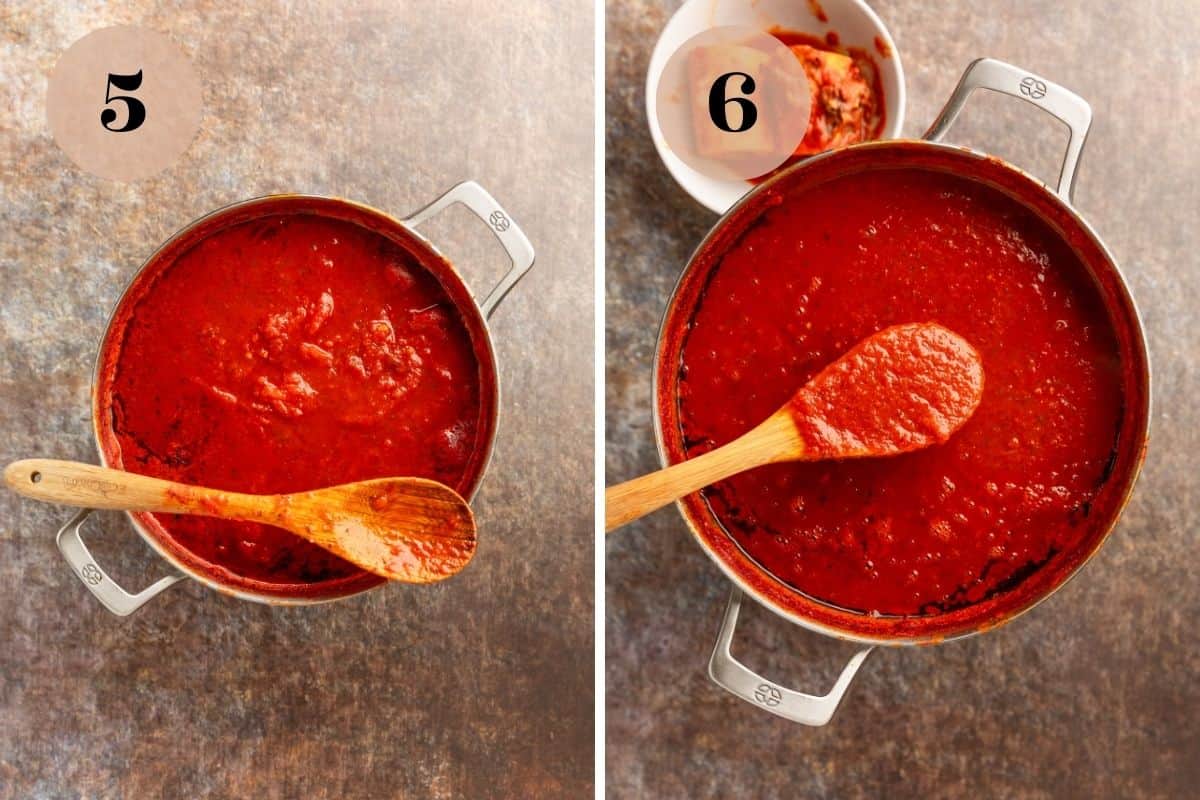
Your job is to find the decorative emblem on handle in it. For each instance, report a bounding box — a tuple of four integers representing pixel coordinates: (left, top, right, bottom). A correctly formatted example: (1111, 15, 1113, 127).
(80, 563, 103, 585)
(487, 210, 511, 232)
(753, 683, 782, 707)
(1019, 76, 1047, 100)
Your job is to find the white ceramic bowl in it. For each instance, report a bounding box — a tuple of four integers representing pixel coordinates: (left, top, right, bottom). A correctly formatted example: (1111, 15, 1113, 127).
(646, 0, 906, 213)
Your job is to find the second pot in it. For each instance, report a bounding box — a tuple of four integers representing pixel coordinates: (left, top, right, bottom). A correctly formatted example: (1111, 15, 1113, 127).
(652, 59, 1151, 724)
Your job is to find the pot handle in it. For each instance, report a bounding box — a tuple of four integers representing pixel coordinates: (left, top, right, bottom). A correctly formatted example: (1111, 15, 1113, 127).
(56, 509, 184, 616)
(402, 181, 535, 319)
(924, 57, 1092, 203)
(708, 588, 873, 725)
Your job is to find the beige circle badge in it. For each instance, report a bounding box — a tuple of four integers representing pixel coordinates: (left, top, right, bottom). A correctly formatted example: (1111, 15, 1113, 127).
(47, 26, 202, 182)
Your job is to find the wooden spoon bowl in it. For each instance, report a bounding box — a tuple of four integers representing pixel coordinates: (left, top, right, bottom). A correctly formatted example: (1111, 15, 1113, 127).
(3, 459, 476, 584)
(606, 323, 984, 531)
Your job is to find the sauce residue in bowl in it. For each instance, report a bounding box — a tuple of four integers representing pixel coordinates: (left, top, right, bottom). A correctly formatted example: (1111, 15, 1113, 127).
(748, 27, 886, 183)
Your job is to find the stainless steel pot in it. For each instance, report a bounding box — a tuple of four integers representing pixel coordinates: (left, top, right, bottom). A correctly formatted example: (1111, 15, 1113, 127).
(652, 60, 1151, 724)
(58, 181, 534, 615)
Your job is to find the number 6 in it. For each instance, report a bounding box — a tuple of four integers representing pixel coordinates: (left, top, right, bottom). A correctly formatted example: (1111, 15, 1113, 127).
(708, 71, 758, 133)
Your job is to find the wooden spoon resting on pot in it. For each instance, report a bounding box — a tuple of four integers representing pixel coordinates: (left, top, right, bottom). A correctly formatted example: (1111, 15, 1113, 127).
(2, 459, 476, 583)
(606, 323, 985, 532)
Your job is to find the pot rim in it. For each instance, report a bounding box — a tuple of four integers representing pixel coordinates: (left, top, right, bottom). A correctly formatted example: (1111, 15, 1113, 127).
(90, 192, 503, 607)
(651, 138, 1152, 646)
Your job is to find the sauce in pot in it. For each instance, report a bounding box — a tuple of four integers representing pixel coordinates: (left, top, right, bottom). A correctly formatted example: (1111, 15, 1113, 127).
(96, 208, 491, 590)
(672, 166, 1126, 618)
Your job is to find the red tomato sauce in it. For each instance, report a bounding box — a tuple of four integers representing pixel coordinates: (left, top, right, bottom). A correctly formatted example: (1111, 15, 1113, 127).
(96, 205, 492, 593)
(788, 323, 984, 460)
(669, 166, 1127, 619)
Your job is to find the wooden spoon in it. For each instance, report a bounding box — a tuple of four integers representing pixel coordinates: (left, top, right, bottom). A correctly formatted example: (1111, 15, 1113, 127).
(606, 322, 985, 532)
(3, 459, 476, 584)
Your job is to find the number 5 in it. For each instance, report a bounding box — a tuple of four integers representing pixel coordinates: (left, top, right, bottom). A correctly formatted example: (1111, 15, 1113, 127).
(101, 70, 146, 132)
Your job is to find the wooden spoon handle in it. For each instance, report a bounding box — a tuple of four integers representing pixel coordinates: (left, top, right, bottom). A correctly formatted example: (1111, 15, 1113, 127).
(605, 413, 802, 532)
(605, 449, 733, 531)
(3, 458, 256, 517)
